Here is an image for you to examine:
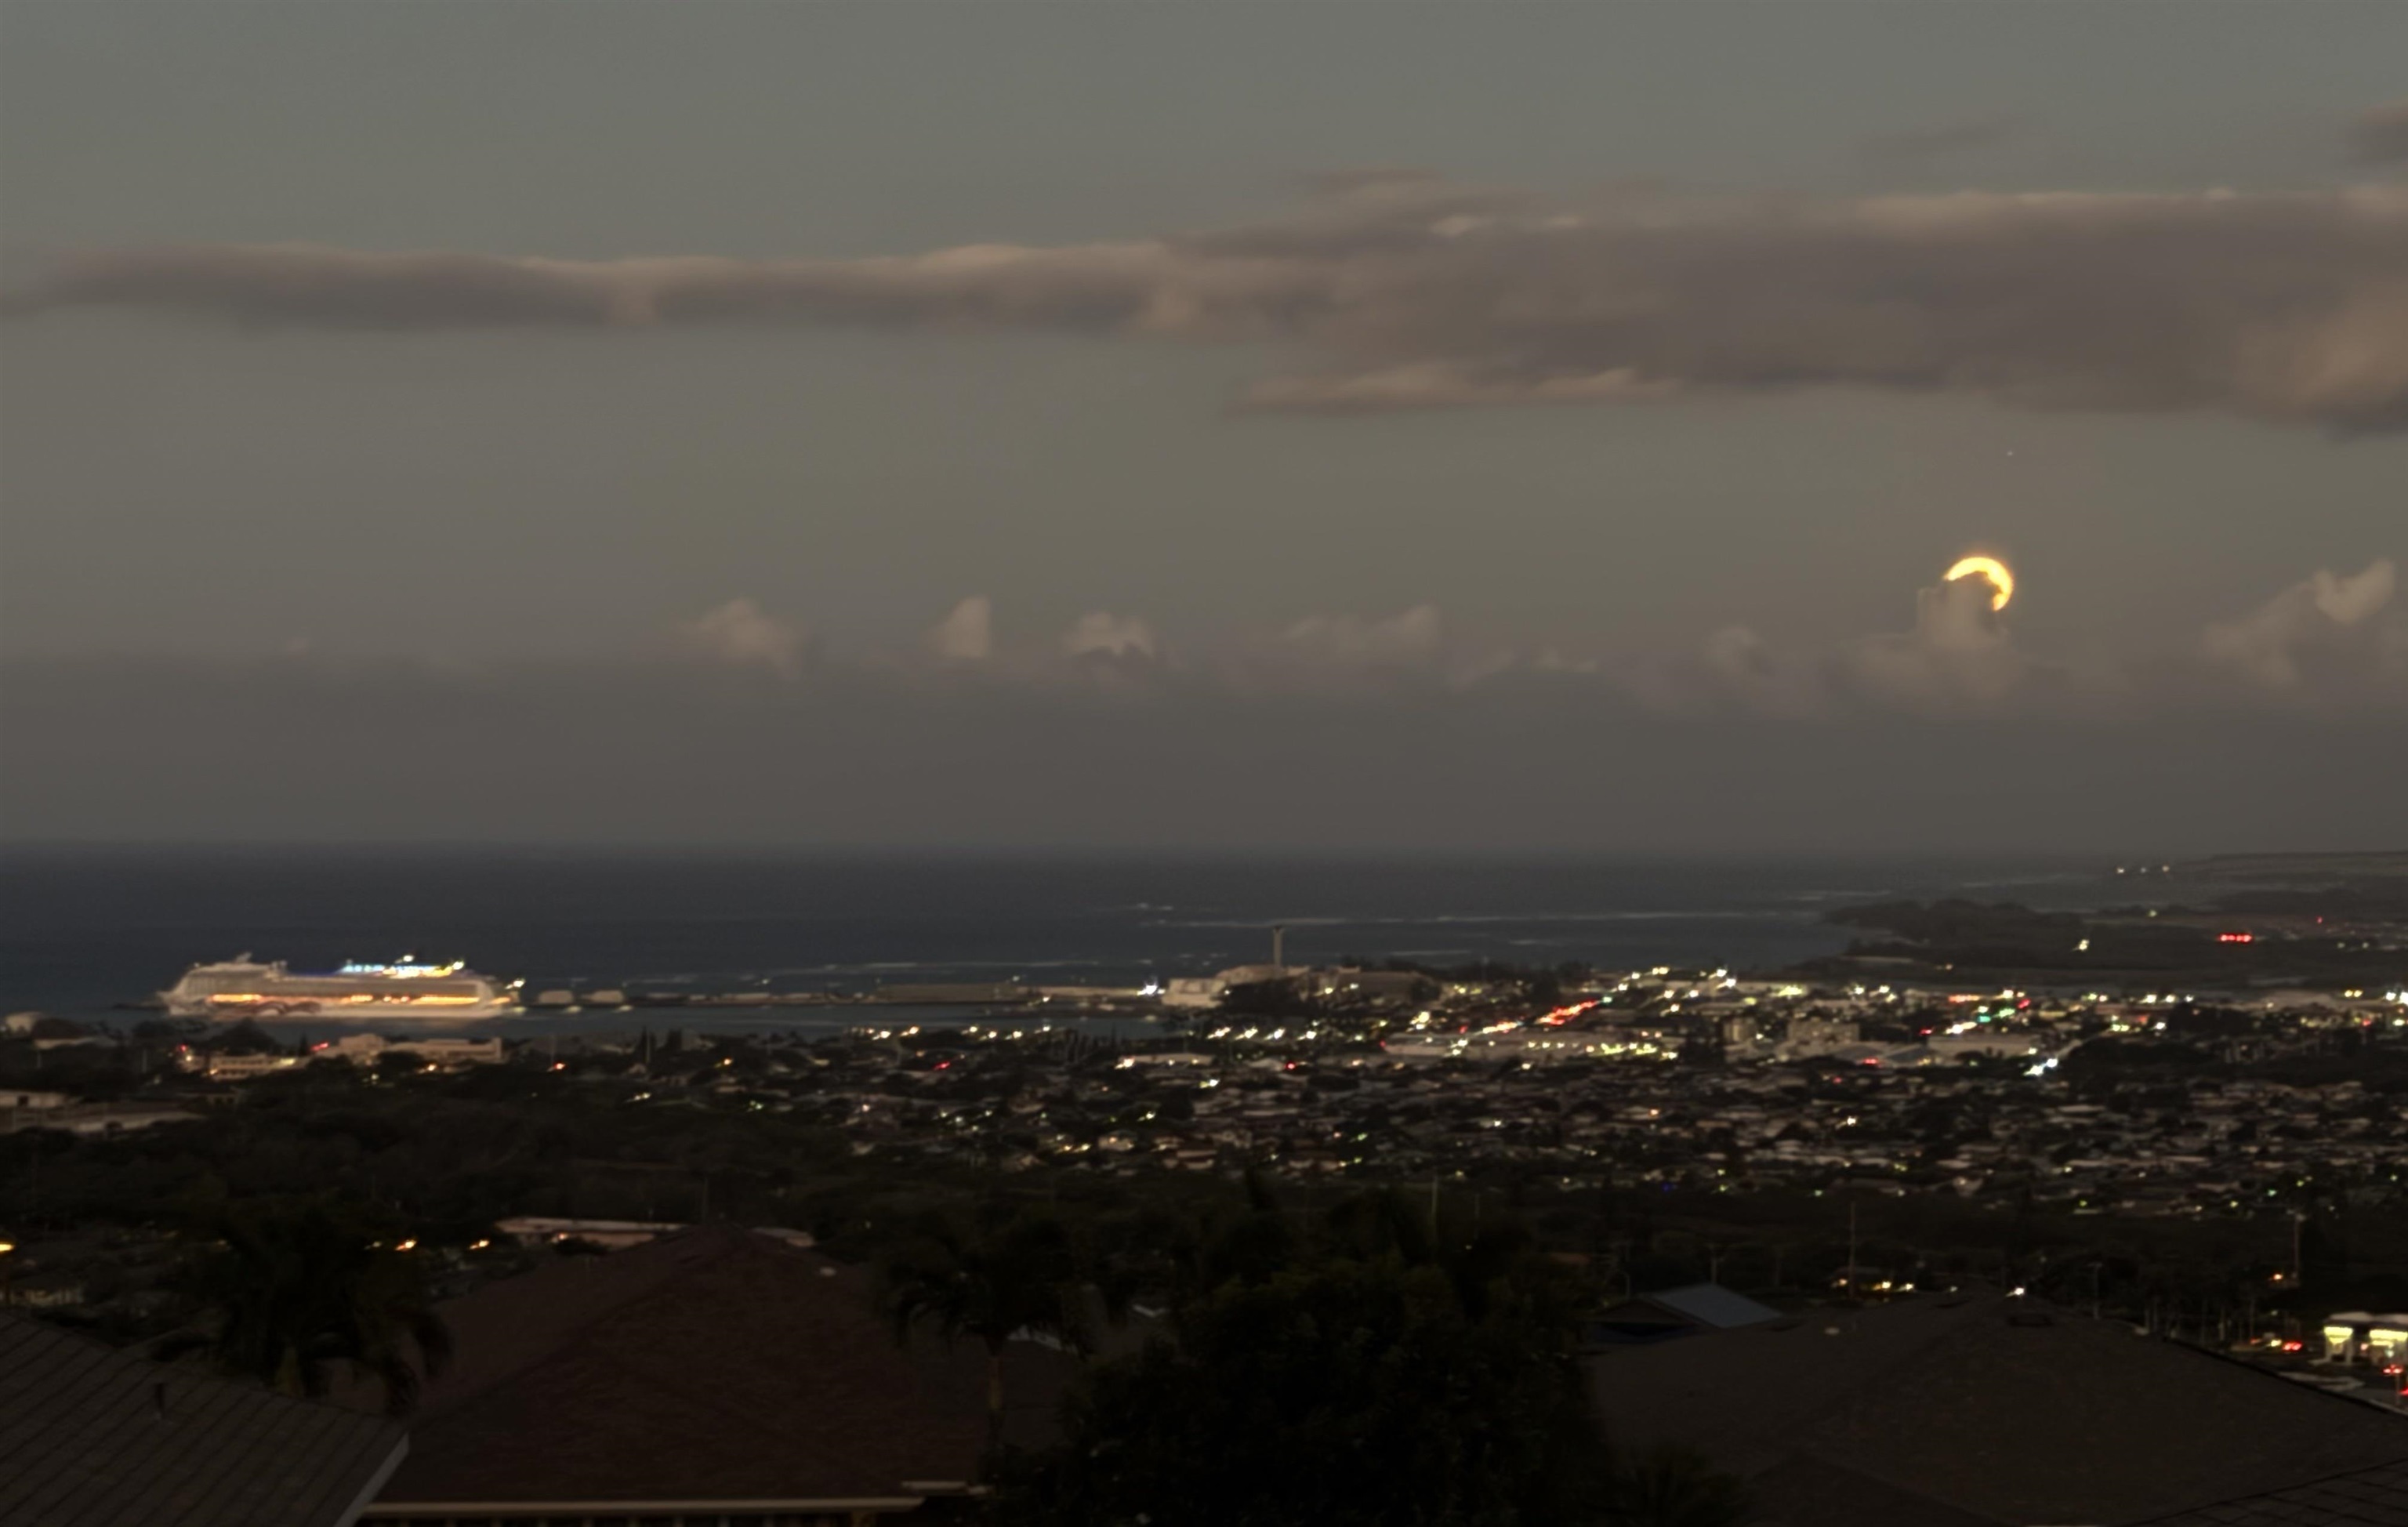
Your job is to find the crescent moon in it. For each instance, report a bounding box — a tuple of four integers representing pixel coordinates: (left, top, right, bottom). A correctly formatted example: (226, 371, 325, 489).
(1944, 555, 2015, 611)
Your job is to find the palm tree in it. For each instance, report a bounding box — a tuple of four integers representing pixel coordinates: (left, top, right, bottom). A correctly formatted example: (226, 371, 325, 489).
(1609, 1445, 1754, 1526)
(158, 1199, 451, 1416)
(1322, 1184, 1538, 1318)
(884, 1213, 1089, 1450)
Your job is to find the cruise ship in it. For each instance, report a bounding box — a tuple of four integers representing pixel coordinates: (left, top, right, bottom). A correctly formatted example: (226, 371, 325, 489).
(160, 956, 522, 1021)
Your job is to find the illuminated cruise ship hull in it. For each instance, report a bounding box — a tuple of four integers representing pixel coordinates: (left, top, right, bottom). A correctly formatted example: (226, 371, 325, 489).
(160, 957, 521, 1021)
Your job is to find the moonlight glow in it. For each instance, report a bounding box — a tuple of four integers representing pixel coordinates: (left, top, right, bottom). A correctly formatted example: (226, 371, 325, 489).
(1944, 555, 2015, 611)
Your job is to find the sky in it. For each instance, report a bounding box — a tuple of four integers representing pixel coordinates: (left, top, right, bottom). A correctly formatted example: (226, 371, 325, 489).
(2, 2, 2403, 853)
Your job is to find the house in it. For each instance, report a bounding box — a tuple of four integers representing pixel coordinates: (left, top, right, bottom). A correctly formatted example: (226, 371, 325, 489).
(1587, 1293, 2408, 1525)
(198, 1052, 301, 1081)
(0, 1311, 407, 1527)
(333, 1225, 1080, 1525)
(310, 1035, 505, 1069)
(1590, 1282, 1782, 1345)
(4, 1101, 205, 1137)
(4, 1015, 111, 1051)
(490, 1215, 694, 1250)
(2320, 1310, 2408, 1369)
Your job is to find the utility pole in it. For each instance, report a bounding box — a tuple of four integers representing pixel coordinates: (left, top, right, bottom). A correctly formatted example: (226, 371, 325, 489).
(1845, 1202, 1859, 1298)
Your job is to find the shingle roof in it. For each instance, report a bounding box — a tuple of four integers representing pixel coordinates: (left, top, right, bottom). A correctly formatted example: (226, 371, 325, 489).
(0, 1311, 407, 1527)
(2135, 1458, 2408, 1526)
(332, 1225, 1077, 1511)
(1587, 1295, 2408, 1527)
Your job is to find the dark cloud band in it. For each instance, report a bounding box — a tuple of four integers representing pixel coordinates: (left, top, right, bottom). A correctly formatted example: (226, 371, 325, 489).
(9, 181, 2407, 431)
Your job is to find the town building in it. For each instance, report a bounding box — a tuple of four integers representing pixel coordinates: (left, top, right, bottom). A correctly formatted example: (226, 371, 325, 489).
(1590, 1282, 1782, 1345)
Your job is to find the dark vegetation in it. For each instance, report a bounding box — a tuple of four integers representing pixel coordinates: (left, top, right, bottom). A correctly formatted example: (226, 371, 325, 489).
(903, 1184, 1736, 1526)
(152, 1194, 452, 1416)
(9, 1047, 2399, 1347)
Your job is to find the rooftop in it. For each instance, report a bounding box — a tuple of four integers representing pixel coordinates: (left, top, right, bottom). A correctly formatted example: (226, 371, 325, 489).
(334, 1225, 1075, 1516)
(0, 1310, 406, 1527)
(2134, 1457, 2408, 1525)
(1587, 1293, 2408, 1526)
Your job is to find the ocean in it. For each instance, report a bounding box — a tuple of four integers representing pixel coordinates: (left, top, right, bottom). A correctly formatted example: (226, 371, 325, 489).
(0, 848, 2131, 1033)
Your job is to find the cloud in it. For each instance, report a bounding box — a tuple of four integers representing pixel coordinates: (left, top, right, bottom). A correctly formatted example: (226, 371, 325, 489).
(1062, 611, 1158, 660)
(2202, 559, 2399, 689)
(1642, 571, 2090, 720)
(892, 597, 1520, 694)
(1839, 574, 2037, 713)
(1279, 604, 1445, 667)
(1240, 362, 1677, 414)
(679, 597, 807, 676)
(12, 179, 2408, 431)
(653, 568, 2408, 720)
(2351, 101, 2408, 165)
(1859, 115, 2021, 161)
(925, 595, 994, 662)
(1273, 605, 1522, 691)
(1694, 624, 1828, 718)
(579, 565, 2408, 720)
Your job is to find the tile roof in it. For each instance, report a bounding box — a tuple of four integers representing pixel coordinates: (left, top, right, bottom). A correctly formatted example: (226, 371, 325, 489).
(333, 1225, 1077, 1511)
(2135, 1458, 2408, 1526)
(1587, 1295, 2408, 1527)
(0, 1311, 407, 1527)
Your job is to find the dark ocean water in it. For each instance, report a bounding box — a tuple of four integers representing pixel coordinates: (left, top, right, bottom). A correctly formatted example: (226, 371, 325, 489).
(0, 848, 2129, 1030)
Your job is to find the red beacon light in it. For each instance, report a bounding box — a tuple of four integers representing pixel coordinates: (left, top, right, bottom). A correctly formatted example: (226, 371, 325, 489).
(2217, 931, 2254, 944)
